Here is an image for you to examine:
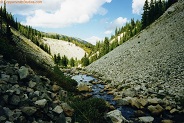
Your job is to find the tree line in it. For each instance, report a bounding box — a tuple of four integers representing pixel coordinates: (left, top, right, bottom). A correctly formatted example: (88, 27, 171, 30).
(141, 0, 178, 29)
(53, 53, 90, 67)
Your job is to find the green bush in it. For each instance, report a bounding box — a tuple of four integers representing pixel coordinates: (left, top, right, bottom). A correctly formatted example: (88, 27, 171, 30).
(53, 66, 78, 92)
(71, 98, 108, 123)
(0, 36, 15, 60)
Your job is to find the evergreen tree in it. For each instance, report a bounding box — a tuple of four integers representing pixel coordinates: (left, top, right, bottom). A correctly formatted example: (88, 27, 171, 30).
(148, 0, 155, 25)
(115, 27, 118, 36)
(131, 18, 135, 28)
(81, 53, 89, 67)
(61, 55, 68, 67)
(54, 54, 57, 64)
(69, 57, 75, 67)
(102, 37, 109, 55)
(57, 53, 61, 65)
(141, 0, 149, 29)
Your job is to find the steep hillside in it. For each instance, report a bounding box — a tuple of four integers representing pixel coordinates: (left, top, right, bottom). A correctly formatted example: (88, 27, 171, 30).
(42, 37, 86, 60)
(11, 28, 55, 68)
(87, 1, 184, 100)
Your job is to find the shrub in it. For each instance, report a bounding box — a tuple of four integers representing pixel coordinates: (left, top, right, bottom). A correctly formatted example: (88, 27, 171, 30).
(71, 98, 108, 123)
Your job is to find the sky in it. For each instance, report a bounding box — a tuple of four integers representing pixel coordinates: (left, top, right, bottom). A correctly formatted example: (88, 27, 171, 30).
(1, 0, 147, 44)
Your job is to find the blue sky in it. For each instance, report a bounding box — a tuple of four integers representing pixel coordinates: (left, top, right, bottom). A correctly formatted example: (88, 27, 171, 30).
(2, 0, 147, 44)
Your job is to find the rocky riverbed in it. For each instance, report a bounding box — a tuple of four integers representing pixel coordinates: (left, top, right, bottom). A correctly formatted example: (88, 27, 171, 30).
(67, 68, 184, 123)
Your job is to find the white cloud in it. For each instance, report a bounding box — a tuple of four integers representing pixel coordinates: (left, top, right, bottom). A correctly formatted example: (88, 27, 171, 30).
(132, 0, 151, 15)
(104, 17, 128, 35)
(8, 0, 112, 28)
(104, 30, 112, 35)
(85, 36, 102, 45)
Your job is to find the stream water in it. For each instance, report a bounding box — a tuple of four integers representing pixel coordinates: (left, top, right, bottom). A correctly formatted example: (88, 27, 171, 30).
(71, 74, 135, 120)
(71, 74, 184, 122)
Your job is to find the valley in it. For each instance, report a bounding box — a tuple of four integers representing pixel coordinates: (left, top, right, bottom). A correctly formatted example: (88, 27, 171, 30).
(0, 0, 184, 123)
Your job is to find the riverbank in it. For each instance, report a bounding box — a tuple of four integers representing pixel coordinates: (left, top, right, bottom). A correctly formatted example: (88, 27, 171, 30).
(66, 68, 184, 123)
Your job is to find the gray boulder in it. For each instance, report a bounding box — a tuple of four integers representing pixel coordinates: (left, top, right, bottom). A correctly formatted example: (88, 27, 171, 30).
(53, 106, 63, 114)
(21, 106, 37, 116)
(18, 66, 29, 80)
(139, 116, 154, 123)
(106, 109, 129, 123)
(34, 99, 47, 107)
(10, 95, 20, 105)
(148, 104, 164, 115)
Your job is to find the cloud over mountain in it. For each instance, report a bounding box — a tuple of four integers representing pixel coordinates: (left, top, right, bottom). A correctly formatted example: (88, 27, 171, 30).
(7, 0, 112, 28)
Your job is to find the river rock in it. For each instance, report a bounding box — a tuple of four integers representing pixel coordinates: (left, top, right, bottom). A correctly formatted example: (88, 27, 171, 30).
(56, 113, 66, 123)
(21, 106, 37, 116)
(106, 110, 129, 123)
(3, 107, 14, 117)
(113, 95, 122, 101)
(170, 108, 179, 114)
(52, 84, 61, 92)
(116, 97, 131, 106)
(10, 95, 20, 105)
(147, 98, 159, 104)
(77, 82, 92, 92)
(1, 74, 10, 82)
(123, 88, 136, 97)
(29, 81, 37, 88)
(53, 106, 63, 114)
(148, 104, 164, 115)
(13, 109, 22, 121)
(0, 116, 6, 122)
(139, 116, 154, 123)
(18, 66, 29, 80)
(61, 103, 74, 117)
(66, 117, 72, 123)
(138, 98, 148, 107)
(129, 97, 144, 109)
(8, 75, 18, 84)
(34, 99, 47, 107)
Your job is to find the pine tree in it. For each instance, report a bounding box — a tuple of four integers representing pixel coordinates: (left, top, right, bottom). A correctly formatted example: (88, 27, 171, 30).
(56, 53, 61, 65)
(148, 0, 155, 25)
(115, 27, 118, 36)
(102, 37, 109, 55)
(61, 55, 68, 67)
(69, 57, 75, 67)
(81, 53, 89, 67)
(141, 0, 149, 29)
